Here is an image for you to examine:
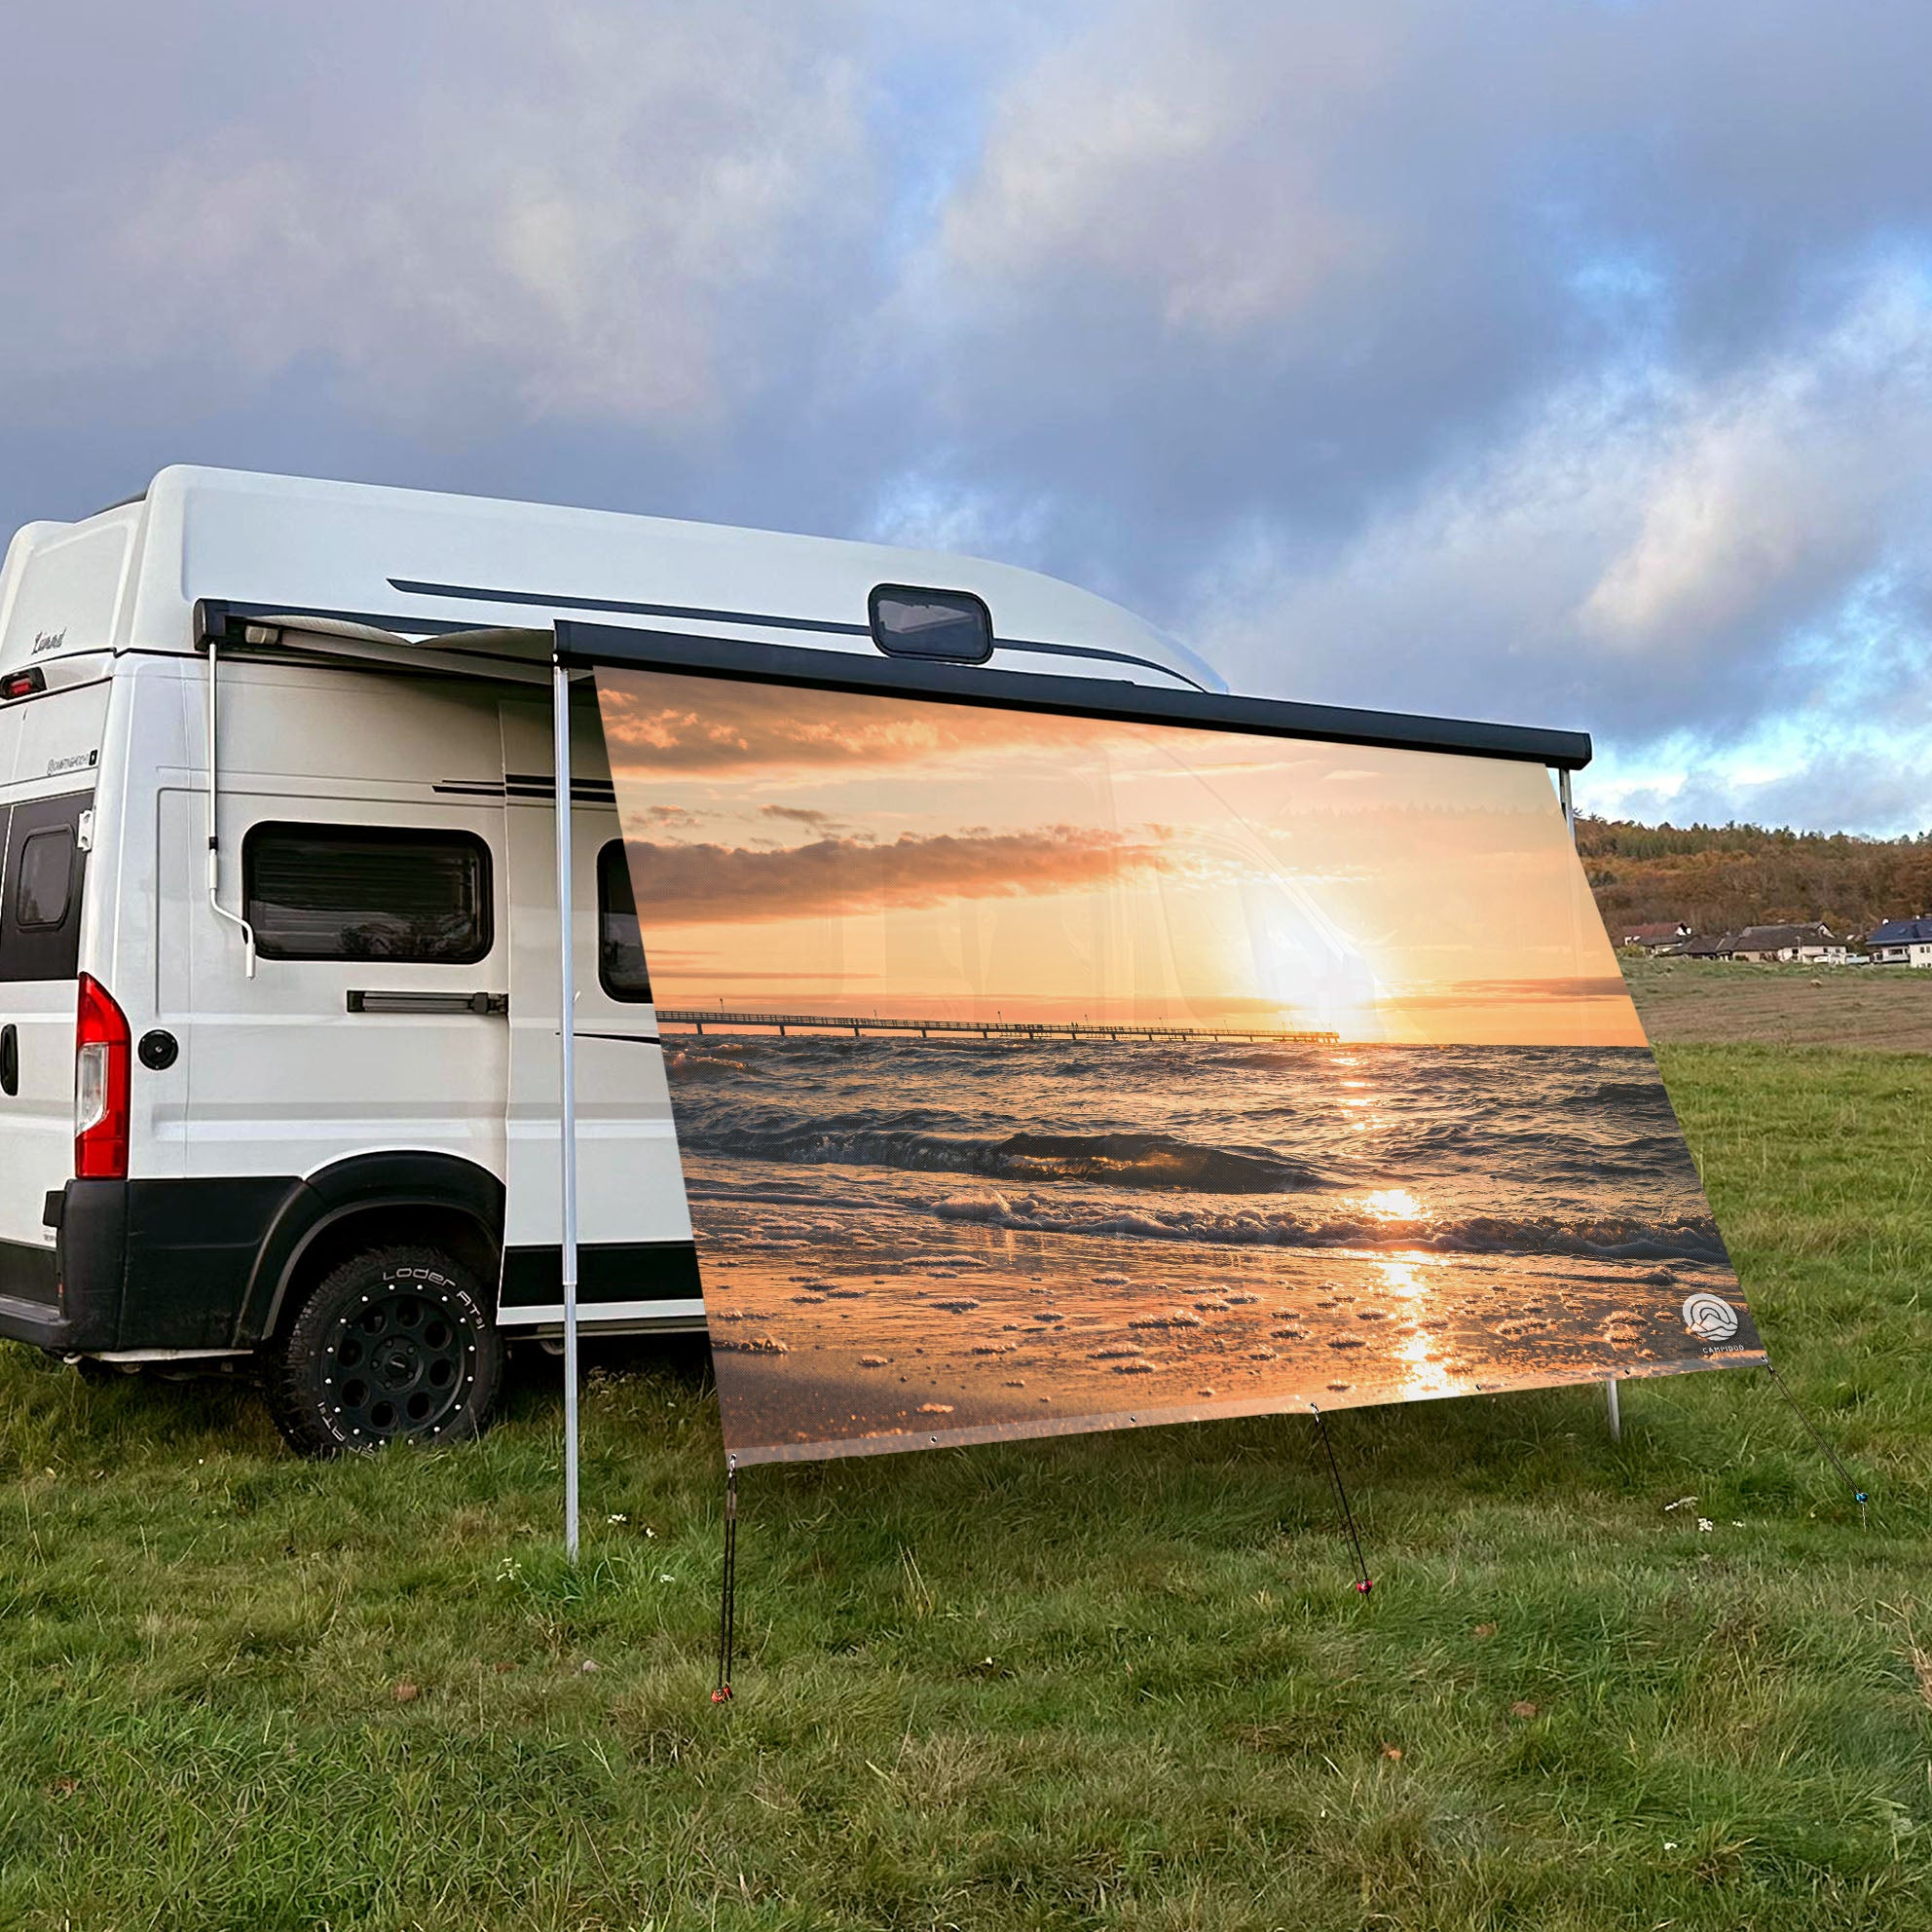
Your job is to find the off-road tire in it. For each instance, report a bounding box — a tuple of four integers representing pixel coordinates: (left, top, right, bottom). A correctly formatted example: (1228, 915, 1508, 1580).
(266, 1245, 502, 1457)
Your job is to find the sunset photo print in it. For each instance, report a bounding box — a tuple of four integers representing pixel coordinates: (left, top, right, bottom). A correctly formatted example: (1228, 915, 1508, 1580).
(596, 666, 1763, 1465)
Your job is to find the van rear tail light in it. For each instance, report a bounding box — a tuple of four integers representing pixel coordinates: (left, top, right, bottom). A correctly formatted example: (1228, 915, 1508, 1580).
(75, 974, 130, 1179)
(2, 667, 46, 700)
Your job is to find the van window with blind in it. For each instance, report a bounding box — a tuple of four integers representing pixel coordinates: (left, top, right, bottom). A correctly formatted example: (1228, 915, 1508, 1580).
(597, 839, 652, 1001)
(0, 792, 90, 982)
(15, 827, 75, 929)
(243, 823, 493, 963)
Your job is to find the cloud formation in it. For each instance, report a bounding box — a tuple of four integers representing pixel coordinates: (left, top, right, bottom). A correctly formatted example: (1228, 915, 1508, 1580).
(1193, 273, 1932, 746)
(760, 804, 845, 831)
(600, 675, 1083, 775)
(0, 1, 877, 430)
(5, 2, 1932, 831)
(625, 827, 1170, 924)
(1389, 978, 1633, 1014)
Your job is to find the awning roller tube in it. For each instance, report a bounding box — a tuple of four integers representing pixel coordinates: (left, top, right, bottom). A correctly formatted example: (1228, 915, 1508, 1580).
(555, 620, 1593, 771)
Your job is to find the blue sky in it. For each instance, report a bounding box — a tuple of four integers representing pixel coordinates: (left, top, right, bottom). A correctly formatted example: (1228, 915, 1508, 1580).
(4, 1, 1930, 833)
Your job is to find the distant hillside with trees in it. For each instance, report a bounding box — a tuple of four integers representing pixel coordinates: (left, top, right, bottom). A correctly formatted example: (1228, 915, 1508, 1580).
(1579, 817, 1932, 937)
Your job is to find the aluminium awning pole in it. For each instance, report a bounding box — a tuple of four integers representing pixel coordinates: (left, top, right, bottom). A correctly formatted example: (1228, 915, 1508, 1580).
(554, 656, 582, 1560)
(1561, 764, 1621, 1445)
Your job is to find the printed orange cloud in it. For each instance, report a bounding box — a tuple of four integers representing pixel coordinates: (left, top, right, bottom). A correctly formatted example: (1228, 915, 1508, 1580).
(624, 826, 1170, 925)
(600, 681, 1077, 775)
(1389, 977, 1633, 1010)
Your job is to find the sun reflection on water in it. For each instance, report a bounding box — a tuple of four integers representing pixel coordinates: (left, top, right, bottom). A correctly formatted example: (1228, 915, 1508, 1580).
(1396, 1327, 1455, 1395)
(1375, 1257, 1427, 1297)
(1359, 1188, 1424, 1221)
(1374, 1257, 1456, 1394)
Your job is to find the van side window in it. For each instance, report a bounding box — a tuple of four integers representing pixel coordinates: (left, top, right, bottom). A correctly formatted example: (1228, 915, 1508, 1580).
(243, 823, 493, 963)
(597, 840, 651, 1002)
(14, 828, 75, 929)
(0, 792, 90, 982)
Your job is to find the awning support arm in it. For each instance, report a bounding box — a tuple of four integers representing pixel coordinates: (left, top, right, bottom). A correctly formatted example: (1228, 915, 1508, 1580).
(554, 656, 581, 1562)
(204, 638, 258, 977)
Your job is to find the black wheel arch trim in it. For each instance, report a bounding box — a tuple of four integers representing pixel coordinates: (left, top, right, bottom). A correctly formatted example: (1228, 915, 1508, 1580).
(240, 1152, 505, 1346)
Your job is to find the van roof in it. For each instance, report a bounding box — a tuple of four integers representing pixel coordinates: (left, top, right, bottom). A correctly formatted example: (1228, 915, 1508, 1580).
(0, 464, 1220, 690)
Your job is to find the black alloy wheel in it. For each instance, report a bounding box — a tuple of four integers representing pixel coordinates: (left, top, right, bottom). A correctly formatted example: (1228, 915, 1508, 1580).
(267, 1245, 502, 1456)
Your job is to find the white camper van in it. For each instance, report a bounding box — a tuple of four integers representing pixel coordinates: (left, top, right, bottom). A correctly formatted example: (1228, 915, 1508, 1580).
(0, 466, 1219, 1452)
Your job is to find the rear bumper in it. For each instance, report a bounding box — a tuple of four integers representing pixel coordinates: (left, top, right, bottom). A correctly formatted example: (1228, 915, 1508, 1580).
(0, 1185, 126, 1352)
(0, 1177, 294, 1354)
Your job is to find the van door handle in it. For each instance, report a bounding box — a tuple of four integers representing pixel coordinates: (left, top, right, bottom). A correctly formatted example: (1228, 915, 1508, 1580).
(346, 990, 509, 1016)
(0, 1024, 17, 1097)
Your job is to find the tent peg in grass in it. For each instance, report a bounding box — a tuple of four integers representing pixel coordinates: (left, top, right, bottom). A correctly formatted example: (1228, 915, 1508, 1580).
(1765, 1362, 1870, 1525)
(1312, 1406, 1375, 1596)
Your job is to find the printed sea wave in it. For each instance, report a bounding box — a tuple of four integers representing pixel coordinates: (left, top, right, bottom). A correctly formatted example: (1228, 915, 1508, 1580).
(673, 1102, 1694, 1193)
(1563, 1078, 1679, 1108)
(923, 1189, 1728, 1264)
(1368, 1123, 1699, 1182)
(676, 1117, 1333, 1193)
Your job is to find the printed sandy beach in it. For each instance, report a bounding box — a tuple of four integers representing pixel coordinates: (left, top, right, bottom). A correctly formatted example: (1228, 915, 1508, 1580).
(675, 1035, 1759, 1462)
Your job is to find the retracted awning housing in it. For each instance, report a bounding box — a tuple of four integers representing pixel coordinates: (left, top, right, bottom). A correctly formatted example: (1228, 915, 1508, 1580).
(196, 599, 1594, 770)
(555, 618, 1594, 771)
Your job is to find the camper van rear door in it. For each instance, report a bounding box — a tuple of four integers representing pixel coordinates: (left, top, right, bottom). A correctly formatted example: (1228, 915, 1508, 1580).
(0, 790, 93, 1300)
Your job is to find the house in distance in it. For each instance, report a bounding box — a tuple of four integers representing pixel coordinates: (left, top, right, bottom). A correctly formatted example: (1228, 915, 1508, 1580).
(1618, 922, 1690, 953)
(1662, 923, 1851, 963)
(1867, 916, 1932, 967)
(1726, 923, 1849, 964)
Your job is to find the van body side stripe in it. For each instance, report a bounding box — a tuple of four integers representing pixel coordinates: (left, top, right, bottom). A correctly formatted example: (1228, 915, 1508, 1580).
(388, 576, 1208, 689)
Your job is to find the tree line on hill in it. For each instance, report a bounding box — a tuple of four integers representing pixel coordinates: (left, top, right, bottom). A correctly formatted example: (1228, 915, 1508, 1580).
(1579, 818, 1932, 938)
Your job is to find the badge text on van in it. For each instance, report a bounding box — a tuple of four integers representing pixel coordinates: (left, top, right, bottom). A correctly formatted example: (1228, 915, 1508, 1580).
(30, 629, 65, 654)
(47, 750, 98, 775)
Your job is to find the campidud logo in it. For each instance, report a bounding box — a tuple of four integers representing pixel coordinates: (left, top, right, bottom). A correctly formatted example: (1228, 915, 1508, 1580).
(1681, 1291, 1739, 1343)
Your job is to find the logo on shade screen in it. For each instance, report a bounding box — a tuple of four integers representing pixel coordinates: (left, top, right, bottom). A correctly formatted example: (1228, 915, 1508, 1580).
(1681, 1292, 1740, 1343)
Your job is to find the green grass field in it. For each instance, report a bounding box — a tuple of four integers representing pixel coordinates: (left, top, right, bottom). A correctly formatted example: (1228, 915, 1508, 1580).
(1620, 955, 1932, 1053)
(5, 1041, 1931, 1929)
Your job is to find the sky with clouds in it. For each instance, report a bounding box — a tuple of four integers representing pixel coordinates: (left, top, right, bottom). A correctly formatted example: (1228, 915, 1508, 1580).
(4, 1, 1929, 833)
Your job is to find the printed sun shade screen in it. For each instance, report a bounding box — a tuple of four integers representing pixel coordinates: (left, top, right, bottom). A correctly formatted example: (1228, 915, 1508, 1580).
(595, 667, 1763, 1466)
